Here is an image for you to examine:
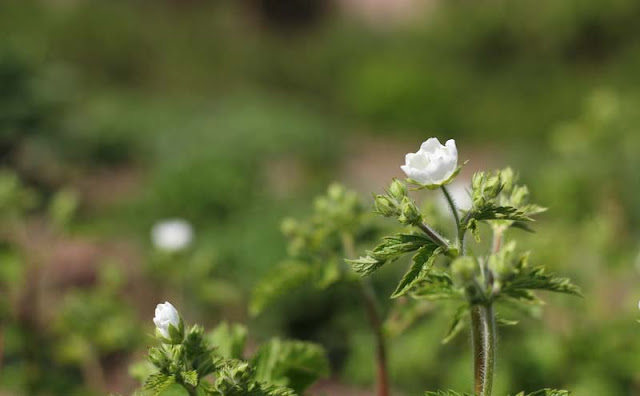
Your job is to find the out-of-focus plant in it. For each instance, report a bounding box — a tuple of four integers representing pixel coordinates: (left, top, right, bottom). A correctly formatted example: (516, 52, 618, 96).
(251, 183, 395, 395)
(349, 138, 580, 395)
(53, 263, 142, 391)
(130, 302, 329, 396)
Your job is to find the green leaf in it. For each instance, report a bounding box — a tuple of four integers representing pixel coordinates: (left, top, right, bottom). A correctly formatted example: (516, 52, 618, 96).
(501, 266, 582, 298)
(348, 233, 435, 276)
(409, 271, 460, 301)
(391, 245, 442, 298)
(208, 322, 248, 359)
(425, 390, 472, 396)
(442, 304, 469, 344)
(144, 373, 176, 395)
(252, 339, 329, 394)
(181, 370, 199, 387)
(158, 384, 190, 396)
(314, 256, 341, 289)
(250, 262, 313, 315)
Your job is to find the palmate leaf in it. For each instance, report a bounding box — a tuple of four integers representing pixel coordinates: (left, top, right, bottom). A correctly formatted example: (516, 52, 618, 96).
(250, 262, 313, 316)
(391, 245, 442, 298)
(501, 266, 582, 298)
(347, 233, 435, 276)
(251, 339, 329, 394)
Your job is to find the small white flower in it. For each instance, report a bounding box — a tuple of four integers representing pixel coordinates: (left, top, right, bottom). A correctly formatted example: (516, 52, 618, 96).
(151, 219, 193, 252)
(401, 138, 458, 186)
(153, 301, 180, 339)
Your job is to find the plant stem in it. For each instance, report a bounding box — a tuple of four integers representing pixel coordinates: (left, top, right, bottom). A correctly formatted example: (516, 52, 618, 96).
(441, 186, 461, 234)
(342, 233, 390, 396)
(469, 227, 503, 396)
(416, 222, 449, 250)
(470, 303, 496, 396)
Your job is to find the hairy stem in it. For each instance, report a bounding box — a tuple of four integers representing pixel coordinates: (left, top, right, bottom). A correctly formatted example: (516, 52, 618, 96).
(416, 222, 449, 250)
(470, 304, 496, 396)
(342, 233, 390, 396)
(441, 186, 461, 236)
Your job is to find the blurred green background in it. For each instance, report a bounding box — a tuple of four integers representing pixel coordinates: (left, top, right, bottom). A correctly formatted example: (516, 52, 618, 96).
(1, 0, 640, 394)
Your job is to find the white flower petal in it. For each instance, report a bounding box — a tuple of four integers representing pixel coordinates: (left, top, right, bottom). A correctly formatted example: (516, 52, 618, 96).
(402, 137, 458, 186)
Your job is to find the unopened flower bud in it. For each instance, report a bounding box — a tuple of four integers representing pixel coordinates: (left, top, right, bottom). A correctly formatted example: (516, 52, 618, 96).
(374, 195, 398, 217)
(398, 196, 421, 225)
(153, 301, 183, 342)
(388, 179, 408, 200)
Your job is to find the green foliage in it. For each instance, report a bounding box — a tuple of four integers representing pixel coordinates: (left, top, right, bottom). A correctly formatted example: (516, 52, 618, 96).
(425, 390, 472, 396)
(250, 262, 313, 316)
(392, 245, 444, 298)
(207, 322, 247, 360)
(348, 233, 437, 276)
(137, 312, 328, 396)
(513, 390, 570, 396)
(251, 183, 378, 315)
(465, 169, 546, 237)
(252, 339, 330, 394)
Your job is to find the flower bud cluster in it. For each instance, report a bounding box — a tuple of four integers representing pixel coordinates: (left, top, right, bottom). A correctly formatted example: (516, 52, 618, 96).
(373, 179, 423, 226)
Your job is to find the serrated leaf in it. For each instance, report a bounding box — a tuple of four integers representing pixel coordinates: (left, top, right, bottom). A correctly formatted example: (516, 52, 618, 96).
(502, 266, 582, 298)
(391, 245, 442, 298)
(442, 304, 469, 344)
(250, 262, 313, 315)
(251, 339, 329, 394)
(348, 233, 436, 276)
(409, 271, 460, 301)
(144, 373, 176, 395)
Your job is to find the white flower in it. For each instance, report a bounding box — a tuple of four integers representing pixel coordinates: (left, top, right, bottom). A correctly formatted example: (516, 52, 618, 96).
(153, 301, 180, 339)
(151, 219, 193, 252)
(401, 138, 458, 186)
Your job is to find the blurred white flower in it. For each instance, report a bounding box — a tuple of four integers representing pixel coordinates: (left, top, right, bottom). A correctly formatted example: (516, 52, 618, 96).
(151, 219, 193, 252)
(153, 301, 180, 339)
(401, 138, 458, 186)
(438, 180, 472, 213)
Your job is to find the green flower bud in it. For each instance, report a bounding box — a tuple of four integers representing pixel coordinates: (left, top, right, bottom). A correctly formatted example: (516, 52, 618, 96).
(398, 196, 421, 225)
(388, 179, 408, 200)
(374, 194, 398, 217)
